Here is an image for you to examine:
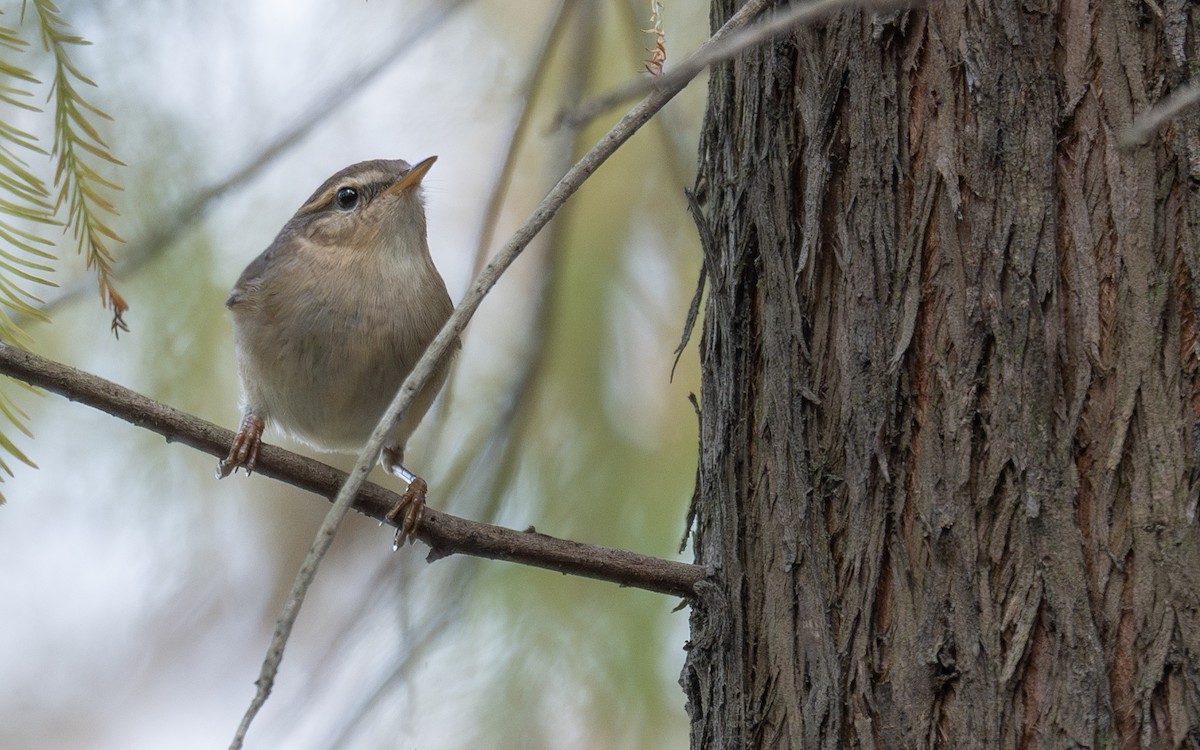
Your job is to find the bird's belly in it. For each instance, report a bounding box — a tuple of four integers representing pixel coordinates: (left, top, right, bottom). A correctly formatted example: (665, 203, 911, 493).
(270, 350, 401, 450)
(235, 313, 437, 453)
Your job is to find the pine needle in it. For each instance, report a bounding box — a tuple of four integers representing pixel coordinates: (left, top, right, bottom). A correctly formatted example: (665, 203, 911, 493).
(0, 2, 126, 498)
(643, 0, 666, 76)
(0, 8, 57, 495)
(30, 0, 128, 335)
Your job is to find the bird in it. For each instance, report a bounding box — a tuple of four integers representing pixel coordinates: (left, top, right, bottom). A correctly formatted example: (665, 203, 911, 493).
(216, 156, 455, 545)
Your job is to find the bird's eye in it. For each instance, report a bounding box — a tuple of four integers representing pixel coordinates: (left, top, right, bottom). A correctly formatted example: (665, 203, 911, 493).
(334, 186, 359, 211)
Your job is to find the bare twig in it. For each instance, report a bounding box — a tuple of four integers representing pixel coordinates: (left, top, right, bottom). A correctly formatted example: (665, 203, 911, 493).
(467, 0, 576, 278)
(674, 188, 711, 383)
(618, 0, 698, 190)
(230, 0, 778, 743)
(310, 0, 771, 616)
(316, 598, 456, 748)
(1121, 82, 1200, 148)
(422, 0, 575, 455)
(440, 0, 599, 525)
(557, 0, 901, 130)
(0, 340, 703, 598)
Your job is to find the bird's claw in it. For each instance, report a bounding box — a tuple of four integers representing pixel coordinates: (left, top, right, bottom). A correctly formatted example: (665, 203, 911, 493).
(386, 476, 427, 549)
(217, 414, 264, 478)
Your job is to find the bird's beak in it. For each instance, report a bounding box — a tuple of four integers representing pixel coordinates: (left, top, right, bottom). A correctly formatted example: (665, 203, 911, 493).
(383, 155, 437, 196)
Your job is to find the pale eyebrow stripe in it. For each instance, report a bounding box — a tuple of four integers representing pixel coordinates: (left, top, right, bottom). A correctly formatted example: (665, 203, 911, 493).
(295, 187, 338, 216)
(294, 170, 396, 216)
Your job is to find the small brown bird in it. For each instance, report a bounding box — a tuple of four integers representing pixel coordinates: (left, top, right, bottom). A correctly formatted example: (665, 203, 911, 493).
(217, 157, 455, 544)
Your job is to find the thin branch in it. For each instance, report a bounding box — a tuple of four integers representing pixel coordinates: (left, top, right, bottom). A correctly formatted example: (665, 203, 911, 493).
(1120, 82, 1200, 148)
(618, 0, 697, 190)
(0, 340, 703, 598)
(557, 0, 904, 130)
(422, 0, 575, 455)
(439, 0, 599, 526)
(467, 0, 576, 278)
(318, 597, 457, 749)
(230, 1, 776, 743)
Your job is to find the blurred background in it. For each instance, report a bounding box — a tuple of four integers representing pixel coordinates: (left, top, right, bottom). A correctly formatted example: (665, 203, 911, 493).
(0, 0, 707, 748)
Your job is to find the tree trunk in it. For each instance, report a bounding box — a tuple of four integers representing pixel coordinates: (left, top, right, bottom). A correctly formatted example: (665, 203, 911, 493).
(684, 1, 1200, 748)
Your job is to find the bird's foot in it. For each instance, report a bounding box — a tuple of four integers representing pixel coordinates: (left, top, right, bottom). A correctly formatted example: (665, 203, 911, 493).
(384, 476, 427, 550)
(217, 414, 264, 478)
(382, 446, 427, 548)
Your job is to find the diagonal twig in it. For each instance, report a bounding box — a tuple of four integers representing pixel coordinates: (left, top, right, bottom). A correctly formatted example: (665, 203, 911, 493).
(556, 0, 903, 130)
(421, 0, 576, 458)
(439, 0, 600, 529)
(466, 0, 577, 279)
(232, 0, 785, 744)
(1120, 82, 1200, 148)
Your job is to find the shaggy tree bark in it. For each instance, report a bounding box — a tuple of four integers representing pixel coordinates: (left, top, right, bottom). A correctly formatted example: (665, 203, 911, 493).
(683, 1, 1200, 748)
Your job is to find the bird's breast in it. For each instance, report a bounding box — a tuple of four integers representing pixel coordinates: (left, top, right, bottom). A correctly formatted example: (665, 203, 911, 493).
(231, 248, 453, 450)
